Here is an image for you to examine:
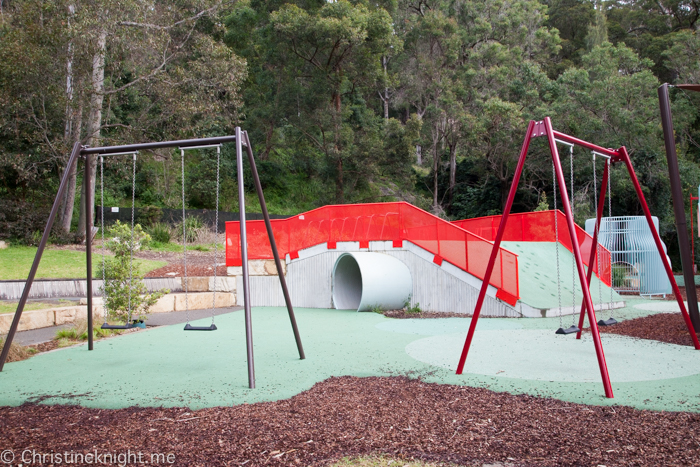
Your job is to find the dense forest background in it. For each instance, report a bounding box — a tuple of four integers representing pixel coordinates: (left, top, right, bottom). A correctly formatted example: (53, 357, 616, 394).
(0, 0, 698, 266)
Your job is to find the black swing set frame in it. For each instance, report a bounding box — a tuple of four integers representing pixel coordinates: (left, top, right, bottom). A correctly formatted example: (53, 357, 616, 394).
(0, 128, 305, 389)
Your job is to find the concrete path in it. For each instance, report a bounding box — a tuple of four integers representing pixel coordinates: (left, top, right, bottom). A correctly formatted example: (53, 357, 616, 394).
(12, 306, 242, 346)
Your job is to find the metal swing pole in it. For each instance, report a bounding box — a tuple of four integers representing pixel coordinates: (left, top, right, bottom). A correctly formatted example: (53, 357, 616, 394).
(0, 142, 83, 372)
(658, 83, 700, 332)
(456, 119, 537, 375)
(575, 159, 610, 339)
(242, 131, 305, 360)
(544, 117, 614, 398)
(619, 145, 700, 350)
(84, 154, 94, 351)
(236, 127, 256, 389)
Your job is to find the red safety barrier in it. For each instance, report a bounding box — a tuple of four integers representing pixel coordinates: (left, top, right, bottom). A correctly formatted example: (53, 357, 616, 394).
(451, 210, 612, 286)
(226, 202, 521, 301)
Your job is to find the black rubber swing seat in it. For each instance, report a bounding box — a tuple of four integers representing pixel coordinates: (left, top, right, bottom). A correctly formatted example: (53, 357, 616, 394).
(101, 323, 134, 330)
(556, 325, 581, 335)
(184, 323, 217, 331)
(598, 318, 618, 326)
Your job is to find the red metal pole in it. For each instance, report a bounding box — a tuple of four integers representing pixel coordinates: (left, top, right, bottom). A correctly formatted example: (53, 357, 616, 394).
(619, 147, 700, 349)
(456, 120, 537, 374)
(545, 118, 614, 398)
(576, 160, 610, 339)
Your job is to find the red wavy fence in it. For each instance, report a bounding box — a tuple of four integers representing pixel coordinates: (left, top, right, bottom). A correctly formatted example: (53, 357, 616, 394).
(451, 210, 612, 286)
(226, 202, 520, 301)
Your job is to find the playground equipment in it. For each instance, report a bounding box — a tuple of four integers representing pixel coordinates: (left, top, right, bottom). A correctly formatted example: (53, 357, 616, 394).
(551, 139, 582, 335)
(585, 216, 672, 297)
(658, 83, 700, 331)
(331, 252, 412, 311)
(180, 144, 220, 331)
(456, 117, 700, 399)
(98, 151, 142, 331)
(0, 129, 305, 390)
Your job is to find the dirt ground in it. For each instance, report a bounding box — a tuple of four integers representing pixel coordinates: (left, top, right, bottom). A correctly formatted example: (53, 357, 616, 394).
(1, 376, 698, 466)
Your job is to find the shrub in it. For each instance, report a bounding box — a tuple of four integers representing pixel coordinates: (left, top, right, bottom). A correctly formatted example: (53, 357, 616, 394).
(102, 221, 168, 323)
(148, 222, 171, 243)
(177, 215, 203, 243)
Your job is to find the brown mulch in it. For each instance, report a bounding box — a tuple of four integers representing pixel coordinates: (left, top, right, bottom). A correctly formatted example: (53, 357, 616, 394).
(28, 340, 60, 353)
(1, 376, 698, 466)
(144, 264, 227, 278)
(595, 312, 697, 347)
(382, 310, 470, 319)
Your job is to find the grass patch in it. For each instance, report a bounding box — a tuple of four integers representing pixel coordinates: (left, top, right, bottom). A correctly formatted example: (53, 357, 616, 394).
(147, 241, 213, 253)
(0, 245, 166, 280)
(0, 300, 80, 314)
(55, 319, 118, 341)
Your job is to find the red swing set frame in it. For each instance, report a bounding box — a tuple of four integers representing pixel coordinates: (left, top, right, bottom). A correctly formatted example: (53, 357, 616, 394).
(456, 117, 700, 399)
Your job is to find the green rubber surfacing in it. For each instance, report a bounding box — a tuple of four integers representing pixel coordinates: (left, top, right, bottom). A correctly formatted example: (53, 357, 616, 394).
(2, 304, 700, 413)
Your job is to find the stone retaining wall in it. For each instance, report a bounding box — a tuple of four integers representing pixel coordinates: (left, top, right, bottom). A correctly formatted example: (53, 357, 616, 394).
(0, 292, 236, 334)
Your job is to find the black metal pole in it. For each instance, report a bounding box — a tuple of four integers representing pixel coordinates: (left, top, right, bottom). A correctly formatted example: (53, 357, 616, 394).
(236, 127, 255, 389)
(658, 83, 700, 331)
(243, 131, 305, 360)
(84, 154, 94, 351)
(0, 142, 83, 371)
(82, 135, 241, 155)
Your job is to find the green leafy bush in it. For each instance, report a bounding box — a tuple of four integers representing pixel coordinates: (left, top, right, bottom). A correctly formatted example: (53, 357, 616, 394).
(148, 222, 171, 243)
(177, 215, 203, 243)
(101, 221, 167, 323)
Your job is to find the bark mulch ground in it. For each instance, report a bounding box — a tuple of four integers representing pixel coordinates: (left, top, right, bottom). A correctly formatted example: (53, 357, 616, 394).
(1, 376, 698, 466)
(594, 312, 697, 347)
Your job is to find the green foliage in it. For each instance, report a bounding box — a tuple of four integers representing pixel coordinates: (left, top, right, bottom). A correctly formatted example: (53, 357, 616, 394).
(55, 320, 115, 341)
(534, 193, 550, 212)
(137, 206, 163, 227)
(177, 216, 204, 244)
(102, 221, 167, 323)
(404, 302, 421, 314)
(148, 222, 171, 244)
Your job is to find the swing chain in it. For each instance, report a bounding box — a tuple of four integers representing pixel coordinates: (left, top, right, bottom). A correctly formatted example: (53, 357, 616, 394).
(593, 154, 603, 312)
(607, 159, 614, 314)
(569, 144, 576, 325)
(100, 156, 108, 324)
(211, 146, 221, 324)
(553, 161, 563, 329)
(181, 149, 190, 324)
(127, 153, 137, 324)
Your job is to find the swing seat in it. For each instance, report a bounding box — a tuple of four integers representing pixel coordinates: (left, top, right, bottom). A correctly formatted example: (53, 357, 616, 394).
(184, 323, 217, 331)
(598, 318, 618, 326)
(556, 325, 581, 335)
(101, 323, 134, 330)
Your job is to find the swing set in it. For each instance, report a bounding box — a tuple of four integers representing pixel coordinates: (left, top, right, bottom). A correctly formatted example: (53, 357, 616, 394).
(456, 117, 700, 399)
(0, 128, 305, 389)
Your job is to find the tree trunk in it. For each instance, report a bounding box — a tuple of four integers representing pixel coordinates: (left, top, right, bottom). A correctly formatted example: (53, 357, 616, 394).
(448, 142, 457, 205)
(77, 29, 107, 238)
(60, 99, 82, 233)
(381, 56, 389, 120)
(432, 128, 441, 208)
